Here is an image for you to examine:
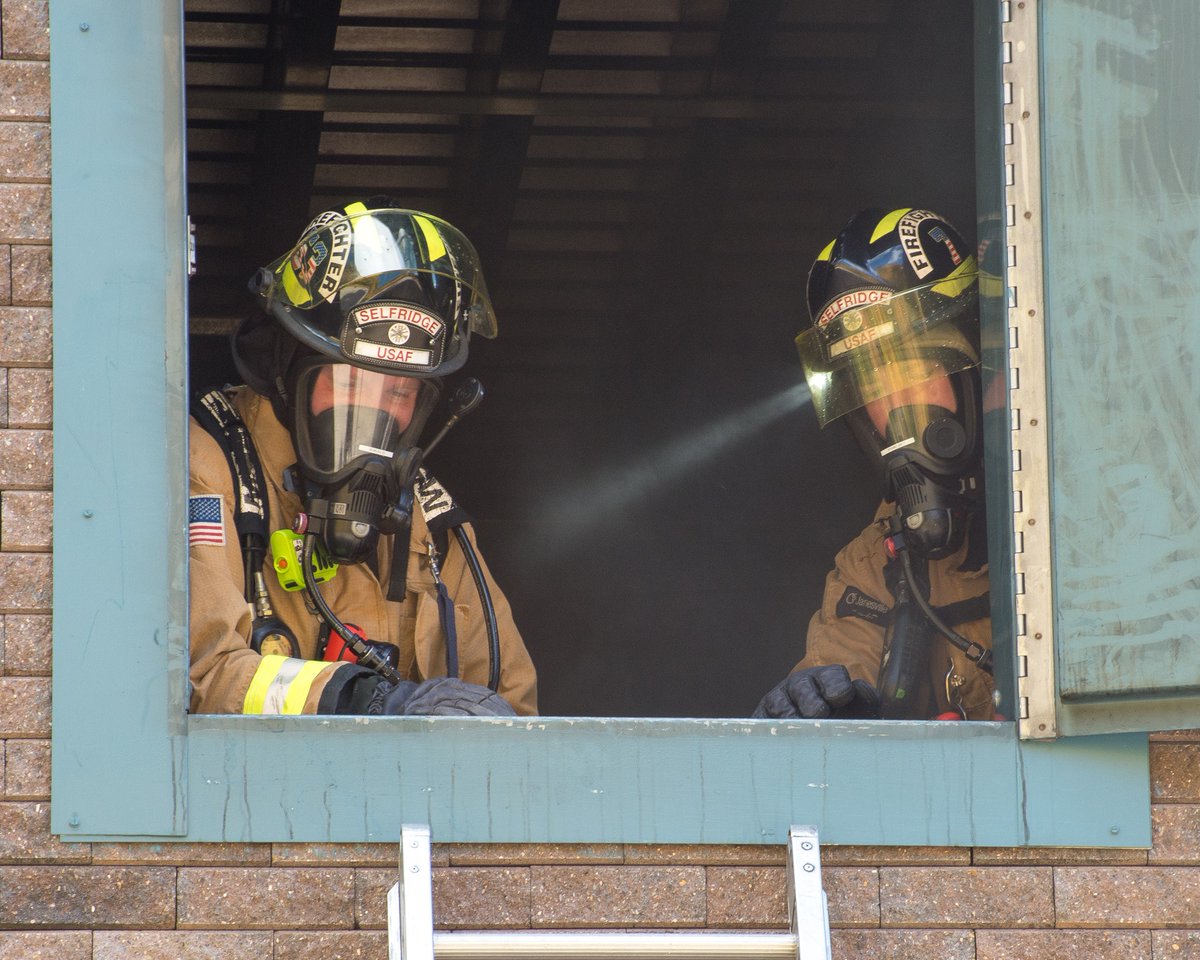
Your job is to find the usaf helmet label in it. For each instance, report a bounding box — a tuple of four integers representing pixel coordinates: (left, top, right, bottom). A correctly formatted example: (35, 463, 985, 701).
(342, 300, 445, 372)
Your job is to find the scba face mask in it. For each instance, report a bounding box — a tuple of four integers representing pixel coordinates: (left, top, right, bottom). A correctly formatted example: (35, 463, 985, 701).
(797, 273, 985, 560)
(849, 362, 984, 560)
(289, 358, 440, 564)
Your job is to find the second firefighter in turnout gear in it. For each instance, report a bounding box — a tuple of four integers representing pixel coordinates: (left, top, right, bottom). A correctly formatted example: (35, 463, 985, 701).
(189, 198, 537, 717)
(754, 207, 995, 721)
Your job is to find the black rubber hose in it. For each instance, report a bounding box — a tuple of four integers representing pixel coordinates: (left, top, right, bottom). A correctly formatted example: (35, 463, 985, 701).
(301, 534, 403, 685)
(900, 547, 994, 675)
(452, 525, 501, 692)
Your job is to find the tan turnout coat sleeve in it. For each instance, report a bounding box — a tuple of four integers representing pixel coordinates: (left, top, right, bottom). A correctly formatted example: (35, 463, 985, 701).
(795, 501, 995, 720)
(188, 387, 538, 716)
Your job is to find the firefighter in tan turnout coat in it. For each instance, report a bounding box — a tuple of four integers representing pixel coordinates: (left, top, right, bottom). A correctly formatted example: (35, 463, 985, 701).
(188, 199, 537, 718)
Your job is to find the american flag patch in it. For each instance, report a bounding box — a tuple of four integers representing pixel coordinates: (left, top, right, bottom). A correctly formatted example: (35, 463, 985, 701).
(189, 495, 226, 547)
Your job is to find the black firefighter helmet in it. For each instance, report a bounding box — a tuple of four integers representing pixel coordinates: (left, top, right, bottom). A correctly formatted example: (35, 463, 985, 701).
(796, 207, 983, 485)
(797, 208, 985, 559)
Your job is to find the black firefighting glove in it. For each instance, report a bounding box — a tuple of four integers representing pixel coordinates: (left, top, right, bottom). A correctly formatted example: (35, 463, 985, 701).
(752, 664, 882, 720)
(366, 679, 420, 715)
(402, 677, 516, 717)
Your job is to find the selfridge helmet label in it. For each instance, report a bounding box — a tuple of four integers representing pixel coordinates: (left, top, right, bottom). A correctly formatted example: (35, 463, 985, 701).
(343, 300, 446, 372)
(897, 209, 938, 278)
(815, 287, 892, 328)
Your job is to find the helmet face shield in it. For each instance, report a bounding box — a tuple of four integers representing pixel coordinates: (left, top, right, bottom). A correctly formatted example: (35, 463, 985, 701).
(795, 270, 980, 428)
(290, 359, 440, 485)
(256, 206, 496, 378)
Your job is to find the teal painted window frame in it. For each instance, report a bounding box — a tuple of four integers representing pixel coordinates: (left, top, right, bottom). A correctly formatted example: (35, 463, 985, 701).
(47, 0, 1153, 846)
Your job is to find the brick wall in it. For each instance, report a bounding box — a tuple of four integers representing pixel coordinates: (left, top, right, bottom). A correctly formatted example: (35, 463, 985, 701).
(0, 745, 1198, 960)
(3, 2, 1200, 958)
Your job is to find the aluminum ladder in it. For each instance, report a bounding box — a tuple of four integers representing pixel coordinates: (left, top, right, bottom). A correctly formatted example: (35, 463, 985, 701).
(388, 824, 831, 960)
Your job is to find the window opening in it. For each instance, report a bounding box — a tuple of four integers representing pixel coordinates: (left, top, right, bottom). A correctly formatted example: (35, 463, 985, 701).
(184, 1, 1005, 721)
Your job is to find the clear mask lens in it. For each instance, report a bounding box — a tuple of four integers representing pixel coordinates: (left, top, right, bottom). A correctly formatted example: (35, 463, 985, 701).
(293, 363, 436, 481)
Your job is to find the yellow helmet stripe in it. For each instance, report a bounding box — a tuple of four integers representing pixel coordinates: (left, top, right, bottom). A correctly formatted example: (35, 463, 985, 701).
(814, 238, 836, 263)
(242, 655, 330, 715)
(280, 261, 311, 307)
(413, 214, 447, 262)
(931, 255, 979, 298)
(870, 208, 914, 244)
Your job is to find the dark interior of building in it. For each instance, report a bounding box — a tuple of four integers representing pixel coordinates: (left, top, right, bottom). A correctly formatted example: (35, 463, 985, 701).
(184, 0, 981, 717)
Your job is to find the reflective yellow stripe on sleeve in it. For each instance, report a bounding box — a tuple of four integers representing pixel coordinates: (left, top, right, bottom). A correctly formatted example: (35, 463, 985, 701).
(242, 655, 330, 715)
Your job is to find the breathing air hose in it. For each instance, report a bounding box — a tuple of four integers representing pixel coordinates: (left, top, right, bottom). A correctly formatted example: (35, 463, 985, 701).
(452, 525, 501, 691)
(300, 533, 403, 685)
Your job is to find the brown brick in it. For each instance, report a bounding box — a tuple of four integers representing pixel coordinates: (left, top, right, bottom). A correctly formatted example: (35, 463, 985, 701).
(1154, 930, 1200, 957)
(274, 931, 389, 960)
(880, 866, 1053, 927)
(1152, 730, 1200, 742)
(1, 0, 49, 60)
(1152, 742, 1200, 802)
(433, 867, 531, 929)
(9, 246, 48, 305)
(623, 844, 782, 866)
(93, 930, 274, 959)
(352, 868, 396, 930)
(973, 846, 1146, 865)
(0, 64, 47, 121)
(826, 845, 969, 866)
(0, 802, 89, 862)
(93, 842, 270, 866)
(0, 247, 9, 305)
(530, 865, 705, 928)
(0, 369, 6, 427)
(0, 554, 51, 609)
(0, 865, 175, 928)
(0, 123, 48, 180)
(977, 929, 1151, 959)
(706, 866, 786, 927)
(0, 931, 91, 959)
(357, 864, 532, 930)
(273, 842, 399, 866)
(0, 183, 49, 239)
(177, 867, 356, 929)
(0, 431, 51, 486)
(0, 308, 50, 363)
(449, 842, 622, 865)
(0, 677, 49, 736)
(3, 738, 48, 797)
(1056, 866, 1200, 926)
(3, 614, 50, 675)
(6, 369, 49, 428)
(831, 929, 975, 960)
(1151, 804, 1200, 864)
(1, 491, 51, 550)
(825, 866, 881, 927)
